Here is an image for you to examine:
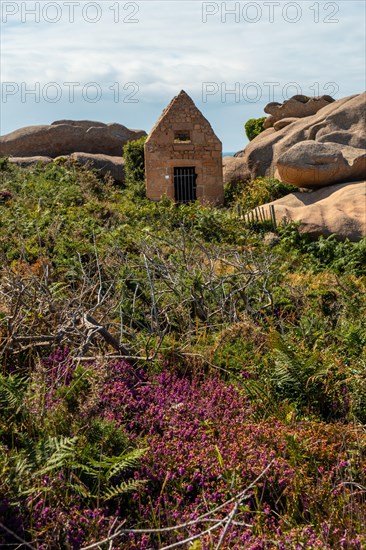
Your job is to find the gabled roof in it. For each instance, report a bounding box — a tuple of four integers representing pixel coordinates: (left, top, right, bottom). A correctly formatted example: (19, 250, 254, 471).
(146, 90, 221, 144)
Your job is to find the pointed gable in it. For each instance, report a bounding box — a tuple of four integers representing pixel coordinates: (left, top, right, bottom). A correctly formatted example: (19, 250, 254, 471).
(146, 90, 221, 146)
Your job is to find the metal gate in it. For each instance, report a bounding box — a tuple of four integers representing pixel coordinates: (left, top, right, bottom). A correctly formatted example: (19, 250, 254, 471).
(174, 167, 197, 203)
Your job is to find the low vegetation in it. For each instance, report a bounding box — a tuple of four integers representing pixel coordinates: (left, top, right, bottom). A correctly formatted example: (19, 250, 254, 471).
(122, 136, 147, 198)
(0, 158, 365, 548)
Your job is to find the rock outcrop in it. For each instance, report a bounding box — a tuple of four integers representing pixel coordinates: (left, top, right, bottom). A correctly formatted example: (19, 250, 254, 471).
(237, 93, 366, 184)
(263, 94, 334, 129)
(8, 153, 125, 184)
(68, 153, 125, 184)
(0, 120, 146, 158)
(277, 142, 366, 188)
(229, 92, 366, 240)
(273, 117, 298, 131)
(223, 156, 250, 183)
(257, 181, 366, 241)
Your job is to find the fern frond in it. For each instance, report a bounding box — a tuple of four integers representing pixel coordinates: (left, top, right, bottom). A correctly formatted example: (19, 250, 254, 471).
(107, 447, 148, 480)
(0, 373, 28, 414)
(13, 456, 32, 478)
(38, 436, 78, 474)
(73, 461, 101, 477)
(101, 478, 147, 501)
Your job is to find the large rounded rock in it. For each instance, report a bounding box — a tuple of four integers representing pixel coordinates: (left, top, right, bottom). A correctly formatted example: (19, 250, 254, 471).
(223, 156, 250, 183)
(241, 93, 366, 184)
(68, 153, 125, 184)
(277, 142, 366, 188)
(7, 153, 125, 184)
(254, 181, 366, 241)
(0, 121, 146, 158)
(263, 94, 334, 129)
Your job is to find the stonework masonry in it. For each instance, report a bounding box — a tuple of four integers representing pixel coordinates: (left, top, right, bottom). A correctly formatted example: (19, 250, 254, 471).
(144, 90, 224, 205)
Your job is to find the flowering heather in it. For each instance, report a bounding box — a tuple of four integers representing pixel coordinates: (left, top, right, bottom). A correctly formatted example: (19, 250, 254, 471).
(29, 501, 112, 550)
(0, 347, 365, 548)
(43, 348, 76, 390)
(94, 359, 366, 549)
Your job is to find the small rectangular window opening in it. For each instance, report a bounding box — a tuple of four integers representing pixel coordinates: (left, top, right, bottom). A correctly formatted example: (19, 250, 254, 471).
(174, 131, 191, 143)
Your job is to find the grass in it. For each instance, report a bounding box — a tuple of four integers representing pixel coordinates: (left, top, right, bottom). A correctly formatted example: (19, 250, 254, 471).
(0, 158, 365, 548)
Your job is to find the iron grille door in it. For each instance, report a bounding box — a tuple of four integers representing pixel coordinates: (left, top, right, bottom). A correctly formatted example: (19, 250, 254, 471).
(174, 167, 197, 203)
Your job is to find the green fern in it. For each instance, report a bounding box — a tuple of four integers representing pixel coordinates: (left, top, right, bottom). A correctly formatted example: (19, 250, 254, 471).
(0, 373, 28, 416)
(0, 434, 79, 499)
(101, 478, 147, 501)
(84, 447, 147, 477)
(268, 332, 330, 412)
(37, 435, 78, 475)
(243, 377, 291, 421)
(107, 447, 147, 479)
(78, 447, 148, 501)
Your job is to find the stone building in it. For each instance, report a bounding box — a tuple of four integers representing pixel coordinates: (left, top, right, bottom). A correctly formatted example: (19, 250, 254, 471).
(144, 90, 224, 204)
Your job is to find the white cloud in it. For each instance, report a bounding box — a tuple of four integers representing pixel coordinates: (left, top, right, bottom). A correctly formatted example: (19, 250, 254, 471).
(1, 0, 365, 149)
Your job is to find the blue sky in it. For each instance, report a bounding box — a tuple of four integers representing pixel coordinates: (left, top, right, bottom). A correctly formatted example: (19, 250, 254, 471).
(1, 0, 365, 150)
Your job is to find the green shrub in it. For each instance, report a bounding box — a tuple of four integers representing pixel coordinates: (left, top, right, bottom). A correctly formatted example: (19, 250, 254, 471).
(224, 179, 248, 206)
(234, 176, 297, 211)
(278, 226, 366, 275)
(122, 136, 147, 197)
(0, 156, 11, 171)
(304, 235, 366, 275)
(244, 117, 266, 141)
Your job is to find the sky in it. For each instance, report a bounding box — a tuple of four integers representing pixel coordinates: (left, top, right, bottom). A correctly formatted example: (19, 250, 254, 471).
(1, 0, 365, 151)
